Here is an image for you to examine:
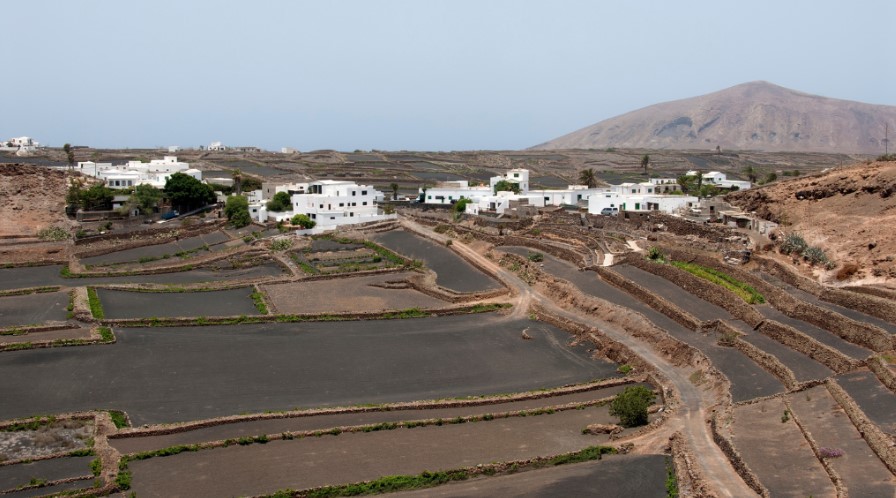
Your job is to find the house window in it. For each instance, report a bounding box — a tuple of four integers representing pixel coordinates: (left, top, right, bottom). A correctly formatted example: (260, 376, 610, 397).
(339, 203, 344, 207)
(361, 190, 367, 195)
(362, 201, 368, 206)
(311, 214, 316, 219)
(513, 173, 519, 178)
(352, 191, 356, 196)
(350, 212, 354, 217)
(635, 203, 640, 210)
(544, 197, 549, 202)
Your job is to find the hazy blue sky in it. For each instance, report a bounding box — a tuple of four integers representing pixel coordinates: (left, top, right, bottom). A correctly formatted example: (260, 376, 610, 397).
(3, 0, 893, 151)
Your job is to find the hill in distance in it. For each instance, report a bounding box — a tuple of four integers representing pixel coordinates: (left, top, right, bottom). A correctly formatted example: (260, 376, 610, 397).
(533, 81, 896, 154)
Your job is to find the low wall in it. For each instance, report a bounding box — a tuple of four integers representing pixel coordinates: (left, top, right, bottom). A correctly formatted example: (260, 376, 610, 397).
(755, 254, 896, 324)
(593, 266, 702, 330)
(825, 379, 896, 475)
(782, 397, 846, 497)
(624, 254, 765, 326)
(709, 412, 770, 497)
(756, 320, 857, 374)
(866, 356, 896, 394)
(504, 235, 588, 266)
(717, 323, 799, 390)
(74, 220, 225, 251)
(669, 432, 718, 498)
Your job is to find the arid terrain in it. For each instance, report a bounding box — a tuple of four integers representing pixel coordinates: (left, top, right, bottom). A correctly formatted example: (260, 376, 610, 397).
(728, 160, 896, 287)
(0, 149, 894, 498)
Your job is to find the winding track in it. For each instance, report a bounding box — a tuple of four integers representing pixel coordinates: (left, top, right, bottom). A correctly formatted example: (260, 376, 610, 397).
(401, 218, 758, 497)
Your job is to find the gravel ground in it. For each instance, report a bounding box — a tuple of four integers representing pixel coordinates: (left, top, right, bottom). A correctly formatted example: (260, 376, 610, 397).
(262, 272, 447, 314)
(391, 454, 667, 498)
(757, 304, 871, 360)
(96, 287, 260, 319)
(835, 370, 896, 433)
(79, 231, 233, 266)
(128, 406, 647, 498)
(0, 292, 69, 327)
(0, 263, 285, 291)
(788, 385, 896, 497)
(372, 230, 500, 293)
(0, 315, 617, 425)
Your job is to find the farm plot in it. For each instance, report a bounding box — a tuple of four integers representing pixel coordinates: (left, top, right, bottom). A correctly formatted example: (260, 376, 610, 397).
(612, 265, 734, 322)
(292, 238, 404, 275)
(788, 385, 896, 497)
(1, 327, 92, 344)
(757, 304, 871, 360)
(393, 454, 668, 498)
(0, 262, 285, 290)
(0, 292, 69, 327)
(502, 249, 783, 401)
(0, 419, 93, 461)
(127, 405, 645, 498)
(731, 397, 835, 497)
(262, 272, 447, 314)
(0, 316, 617, 425)
(734, 323, 833, 382)
(372, 230, 500, 293)
(79, 231, 234, 266)
(96, 287, 260, 319)
(111, 383, 646, 454)
(835, 370, 896, 433)
(0, 456, 93, 495)
(755, 271, 896, 334)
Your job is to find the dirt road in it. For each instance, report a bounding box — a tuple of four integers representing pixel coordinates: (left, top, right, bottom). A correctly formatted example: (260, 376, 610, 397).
(402, 218, 758, 497)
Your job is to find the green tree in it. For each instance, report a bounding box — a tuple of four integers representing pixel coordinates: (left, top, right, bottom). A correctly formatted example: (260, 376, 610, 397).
(129, 184, 162, 215)
(390, 182, 399, 200)
(743, 165, 758, 183)
(62, 143, 75, 171)
(493, 180, 520, 194)
(641, 154, 650, 174)
(66, 179, 84, 212)
(164, 172, 215, 212)
(80, 184, 114, 211)
(224, 195, 251, 228)
(290, 213, 315, 229)
(578, 168, 597, 188)
(609, 385, 655, 427)
(266, 191, 292, 212)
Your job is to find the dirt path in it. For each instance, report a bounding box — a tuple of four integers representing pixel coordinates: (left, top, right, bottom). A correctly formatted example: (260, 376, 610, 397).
(406, 219, 758, 497)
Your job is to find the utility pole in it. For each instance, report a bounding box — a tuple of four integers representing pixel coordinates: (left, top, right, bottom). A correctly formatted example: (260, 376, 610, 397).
(885, 123, 889, 156)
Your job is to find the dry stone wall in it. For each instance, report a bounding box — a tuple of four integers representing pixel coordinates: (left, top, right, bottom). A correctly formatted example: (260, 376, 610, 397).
(825, 379, 896, 475)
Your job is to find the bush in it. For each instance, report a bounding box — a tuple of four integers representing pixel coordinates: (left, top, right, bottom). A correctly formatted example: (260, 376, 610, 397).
(37, 226, 69, 241)
(609, 385, 655, 427)
(291, 214, 315, 229)
(647, 246, 664, 261)
(527, 252, 544, 262)
(266, 192, 292, 212)
(802, 245, 828, 266)
(780, 233, 808, 255)
(270, 238, 293, 251)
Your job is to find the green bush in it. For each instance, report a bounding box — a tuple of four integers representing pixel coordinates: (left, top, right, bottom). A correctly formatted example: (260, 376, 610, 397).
(609, 385, 655, 427)
(37, 226, 70, 241)
(648, 246, 664, 261)
(291, 214, 315, 229)
(250, 291, 269, 314)
(802, 246, 829, 266)
(270, 238, 293, 251)
(780, 233, 808, 255)
(527, 252, 544, 262)
(109, 410, 128, 428)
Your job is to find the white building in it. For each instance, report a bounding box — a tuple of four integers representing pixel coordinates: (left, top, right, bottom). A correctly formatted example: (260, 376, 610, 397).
(208, 141, 226, 151)
(248, 179, 393, 230)
(77, 156, 201, 189)
(686, 170, 751, 190)
(9, 137, 39, 147)
(421, 168, 608, 215)
(587, 191, 699, 215)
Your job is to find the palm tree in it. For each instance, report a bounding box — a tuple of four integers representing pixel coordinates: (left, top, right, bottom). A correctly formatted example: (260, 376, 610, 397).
(390, 182, 399, 200)
(578, 168, 597, 188)
(63, 143, 75, 172)
(640, 154, 650, 174)
(232, 169, 243, 195)
(743, 165, 757, 184)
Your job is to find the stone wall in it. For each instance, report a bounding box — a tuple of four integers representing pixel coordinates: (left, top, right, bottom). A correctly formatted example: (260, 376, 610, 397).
(756, 320, 857, 374)
(593, 266, 702, 330)
(709, 412, 771, 497)
(866, 356, 896, 394)
(825, 379, 896, 475)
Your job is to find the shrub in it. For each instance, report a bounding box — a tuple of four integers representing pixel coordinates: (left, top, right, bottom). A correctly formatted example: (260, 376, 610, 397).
(780, 233, 808, 255)
(617, 364, 633, 375)
(819, 447, 844, 458)
(527, 252, 544, 262)
(224, 195, 251, 228)
(802, 246, 828, 266)
(290, 214, 315, 229)
(270, 238, 293, 251)
(609, 385, 655, 427)
(109, 410, 128, 428)
(835, 262, 859, 280)
(647, 246, 664, 261)
(37, 226, 70, 241)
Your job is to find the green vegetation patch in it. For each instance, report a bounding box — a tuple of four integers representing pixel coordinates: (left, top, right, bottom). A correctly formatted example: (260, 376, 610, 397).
(109, 410, 129, 429)
(97, 327, 115, 342)
(670, 261, 765, 304)
(86, 287, 105, 319)
(250, 291, 269, 314)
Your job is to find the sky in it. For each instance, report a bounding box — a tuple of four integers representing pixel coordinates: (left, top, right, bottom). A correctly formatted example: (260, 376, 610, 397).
(3, 0, 894, 151)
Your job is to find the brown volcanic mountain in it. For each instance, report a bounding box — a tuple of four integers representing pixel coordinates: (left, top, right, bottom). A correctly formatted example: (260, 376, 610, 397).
(533, 81, 895, 154)
(727, 160, 896, 284)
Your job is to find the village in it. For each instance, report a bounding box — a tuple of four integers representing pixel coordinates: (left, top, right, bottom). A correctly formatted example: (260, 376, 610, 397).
(1, 140, 894, 498)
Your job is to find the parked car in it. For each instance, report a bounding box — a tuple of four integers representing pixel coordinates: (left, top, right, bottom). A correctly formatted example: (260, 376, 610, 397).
(161, 210, 179, 220)
(600, 207, 618, 216)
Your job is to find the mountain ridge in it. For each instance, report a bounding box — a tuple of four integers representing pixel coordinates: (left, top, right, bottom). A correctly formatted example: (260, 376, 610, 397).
(532, 81, 896, 154)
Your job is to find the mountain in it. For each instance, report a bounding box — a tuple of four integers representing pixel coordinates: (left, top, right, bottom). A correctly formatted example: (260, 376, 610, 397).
(532, 81, 896, 154)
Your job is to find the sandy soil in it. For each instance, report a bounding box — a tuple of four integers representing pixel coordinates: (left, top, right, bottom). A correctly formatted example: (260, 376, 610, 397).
(0, 164, 72, 238)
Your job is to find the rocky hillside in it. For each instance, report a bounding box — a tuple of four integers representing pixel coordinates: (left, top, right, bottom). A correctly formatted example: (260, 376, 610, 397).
(0, 164, 72, 237)
(727, 160, 896, 283)
(533, 81, 896, 154)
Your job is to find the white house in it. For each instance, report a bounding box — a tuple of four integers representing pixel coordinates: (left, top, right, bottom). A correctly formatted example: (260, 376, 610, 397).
(587, 191, 699, 215)
(77, 156, 200, 189)
(208, 141, 226, 151)
(9, 137, 39, 147)
(686, 170, 751, 190)
(247, 179, 393, 229)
